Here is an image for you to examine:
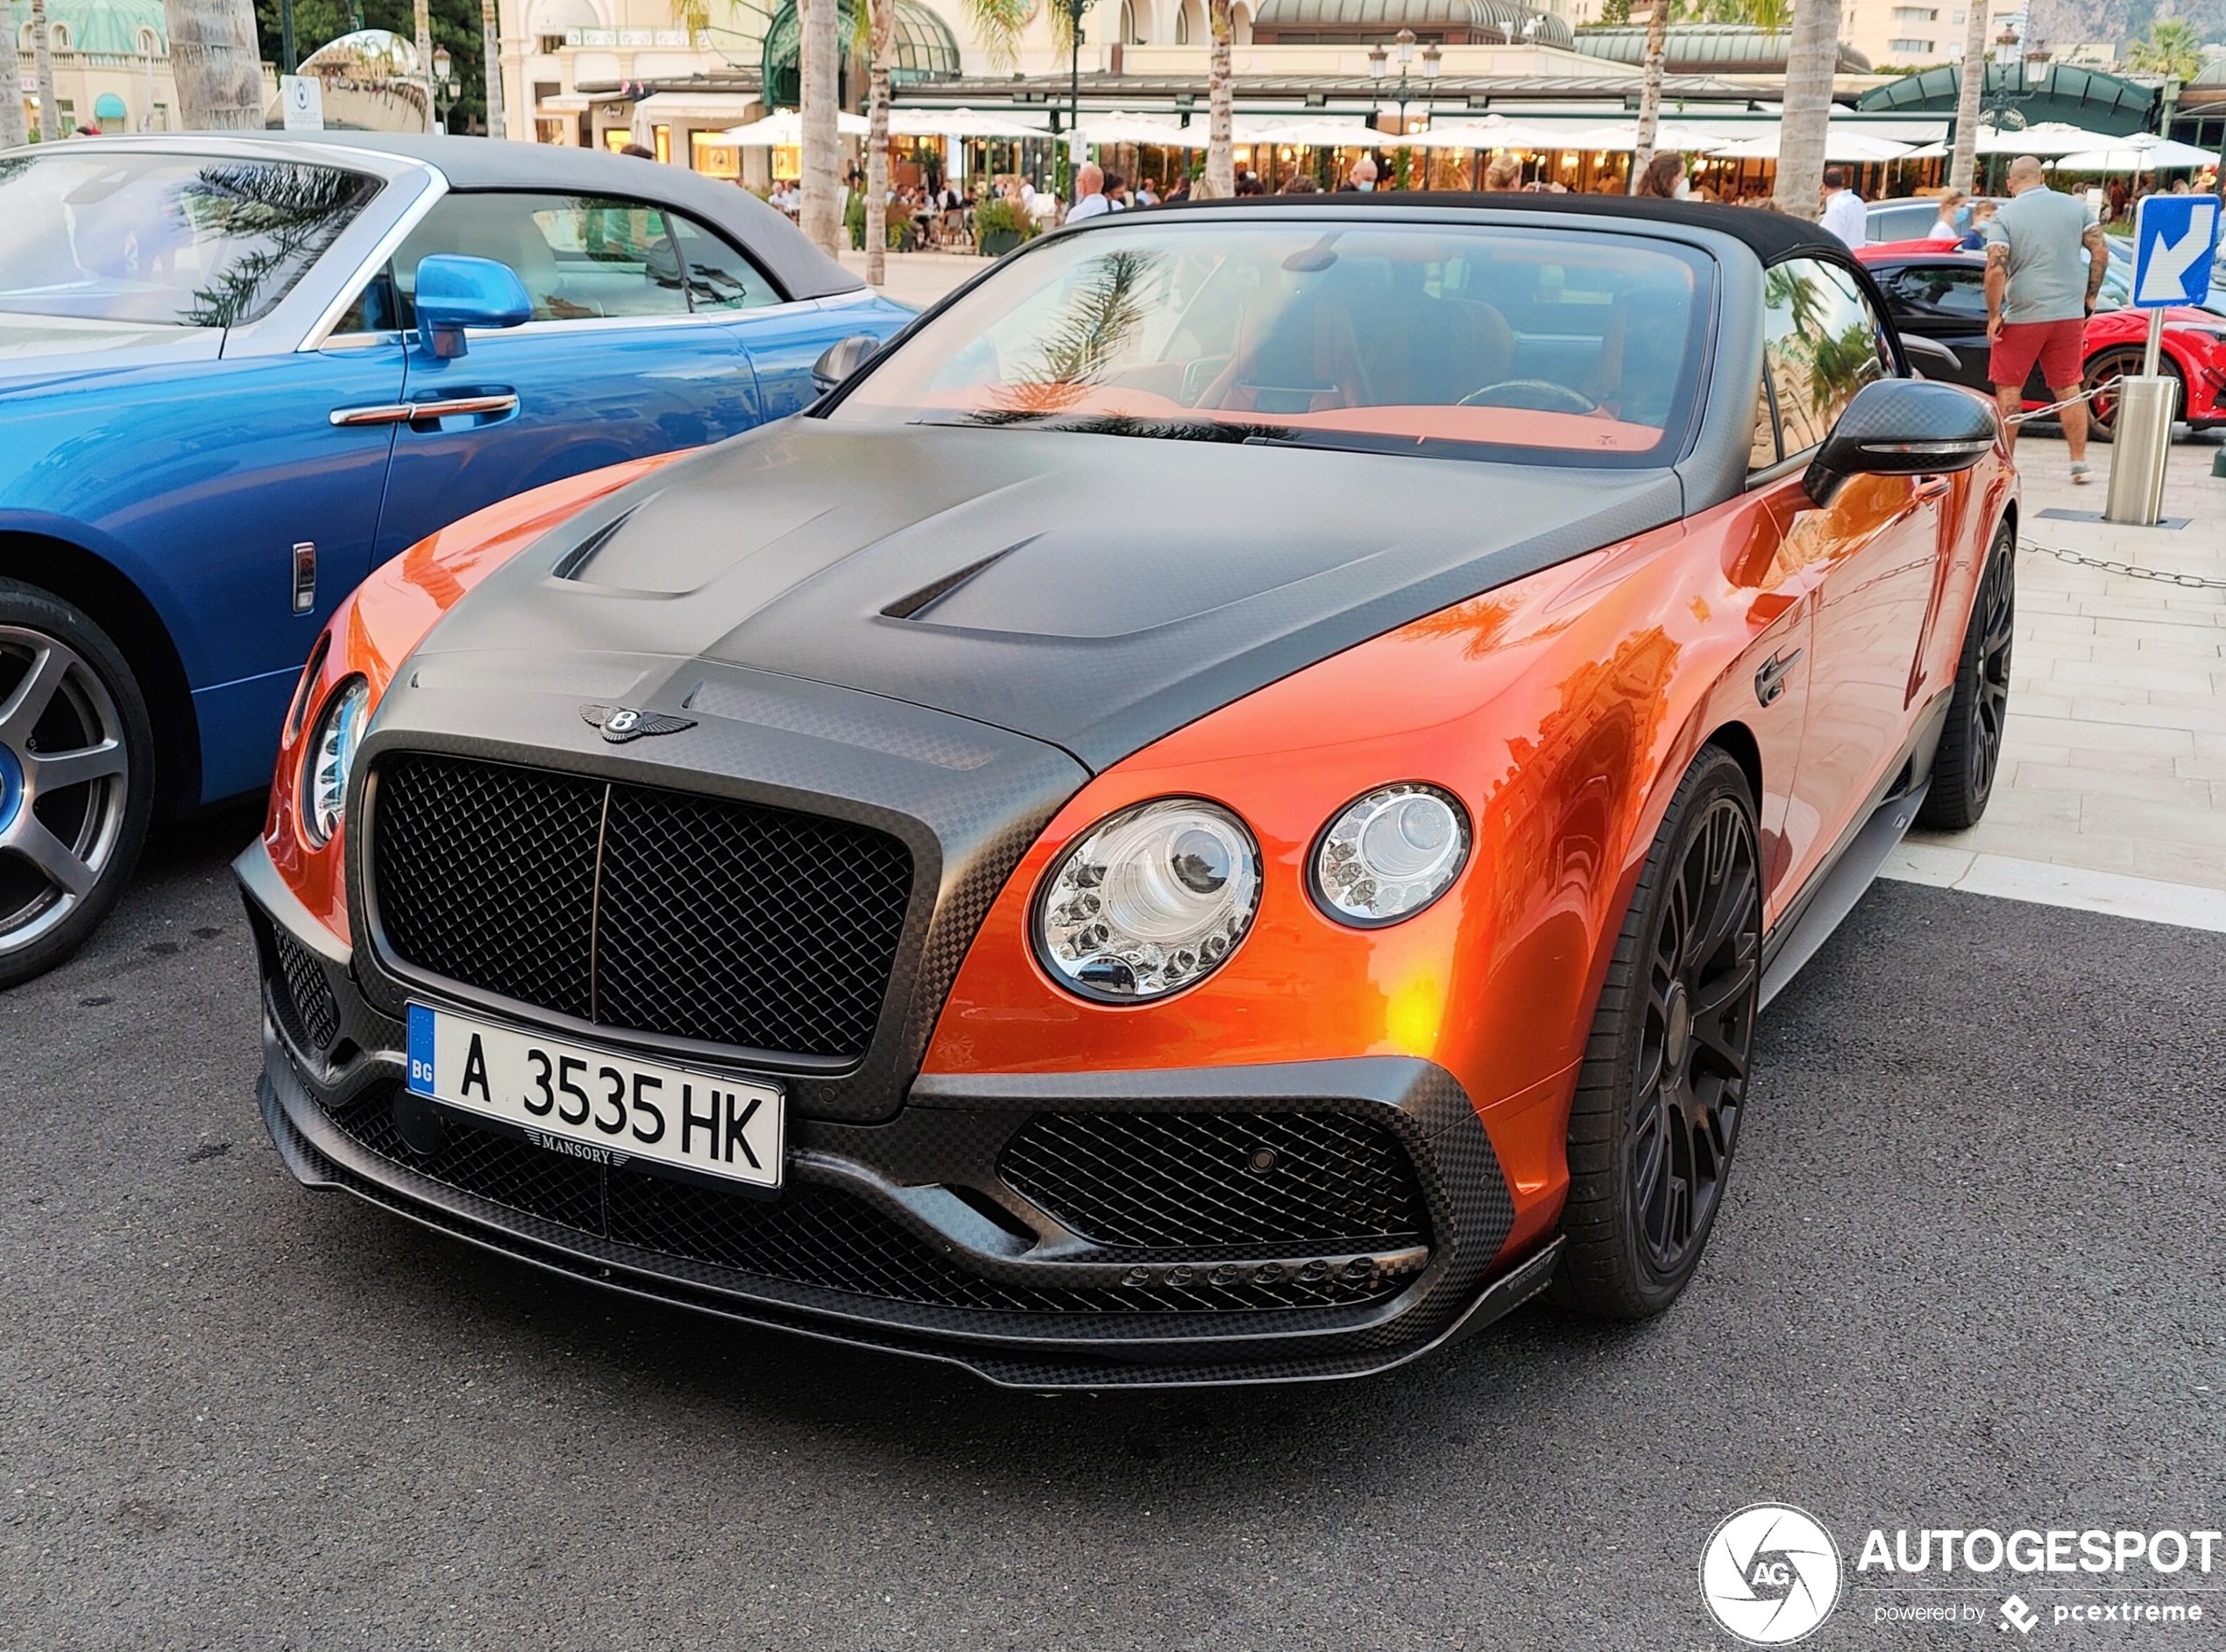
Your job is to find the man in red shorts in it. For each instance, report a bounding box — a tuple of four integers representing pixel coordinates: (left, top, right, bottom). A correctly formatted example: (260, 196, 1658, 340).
(1984, 154, 2110, 480)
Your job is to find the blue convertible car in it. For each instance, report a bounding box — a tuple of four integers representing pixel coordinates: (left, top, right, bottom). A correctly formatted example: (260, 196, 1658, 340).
(0, 133, 911, 984)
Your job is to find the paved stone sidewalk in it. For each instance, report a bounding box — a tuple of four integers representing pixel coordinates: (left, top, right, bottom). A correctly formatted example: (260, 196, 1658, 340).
(838, 248, 985, 309)
(1903, 429, 2226, 897)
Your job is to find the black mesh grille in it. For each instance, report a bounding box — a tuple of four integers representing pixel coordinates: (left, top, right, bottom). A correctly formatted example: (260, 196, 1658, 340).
(270, 925, 341, 1052)
(323, 1090, 1396, 1315)
(370, 754, 912, 1060)
(1000, 1111, 1428, 1249)
(373, 756, 602, 1022)
(594, 783, 913, 1054)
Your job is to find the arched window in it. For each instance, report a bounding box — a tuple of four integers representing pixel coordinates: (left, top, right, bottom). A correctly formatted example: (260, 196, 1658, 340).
(1231, 0, 1251, 42)
(52, 22, 72, 48)
(1174, 0, 1202, 41)
(138, 27, 159, 53)
(1120, 0, 1145, 42)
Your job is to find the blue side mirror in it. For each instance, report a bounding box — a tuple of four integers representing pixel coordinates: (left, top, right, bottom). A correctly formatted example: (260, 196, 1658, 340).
(413, 254, 533, 360)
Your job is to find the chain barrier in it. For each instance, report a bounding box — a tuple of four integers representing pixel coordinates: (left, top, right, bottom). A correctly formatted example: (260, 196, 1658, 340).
(2004, 376, 2118, 426)
(1998, 373, 2226, 589)
(2018, 538, 2226, 590)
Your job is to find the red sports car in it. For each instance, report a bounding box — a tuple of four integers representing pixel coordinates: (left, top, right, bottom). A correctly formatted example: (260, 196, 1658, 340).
(239, 196, 2015, 1386)
(1861, 241, 2226, 437)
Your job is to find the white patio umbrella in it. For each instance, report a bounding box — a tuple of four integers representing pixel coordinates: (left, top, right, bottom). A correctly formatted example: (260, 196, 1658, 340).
(1408, 115, 1573, 149)
(1076, 112, 1202, 147)
(2050, 133, 2219, 172)
(1562, 120, 1744, 152)
(889, 107, 1069, 143)
(1235, 117, 1417, 149)
(1903, 120, 2124, 160)
(720, 109, 871, 144)
(1708, 128, 1911, 163)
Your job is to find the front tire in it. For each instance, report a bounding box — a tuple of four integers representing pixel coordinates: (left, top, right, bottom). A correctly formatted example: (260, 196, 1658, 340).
(1552, 747, 1762, 1320)
(1917, 526, 2014, 833)
(0, 580, 153, 989)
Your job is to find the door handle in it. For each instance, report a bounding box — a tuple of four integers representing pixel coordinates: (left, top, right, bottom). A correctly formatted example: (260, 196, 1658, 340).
(1912, 474, 1952, 500)
(1755, 647, 1803, 707)
(329, 394, 520, 427)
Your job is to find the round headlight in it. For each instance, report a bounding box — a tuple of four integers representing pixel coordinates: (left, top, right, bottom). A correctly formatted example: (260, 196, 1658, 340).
(301, 677, 369, 846)
(1311, 783, 1471, 927)
(1034, 798, 1261, 1002)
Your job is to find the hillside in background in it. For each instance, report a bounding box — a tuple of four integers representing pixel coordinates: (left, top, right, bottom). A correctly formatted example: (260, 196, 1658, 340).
(2028, 0, 2222, 56)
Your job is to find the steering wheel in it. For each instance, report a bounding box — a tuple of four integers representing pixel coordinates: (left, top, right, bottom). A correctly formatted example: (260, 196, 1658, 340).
(1457, 379, 1599, 415)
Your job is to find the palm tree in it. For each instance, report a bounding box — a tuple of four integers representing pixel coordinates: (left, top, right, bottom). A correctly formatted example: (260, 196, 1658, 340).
(960, 0, 1038, 67)
(1627, 0, 1671, 187)
(0, 11, 27, 148)
(961, 0, 1076, 192)
(30, 0, 60, 140)
(413, 0, 435, 131)
(482, 0, 504, 138)
(1946, 0, 1987, 197)
(1196, 0, 1232, 196)
(160, 0, 267, 128)
(798, 0, 842, 255)
(865, 0, 892, 283)
(1771, 0, 1837, 220)
(2123, 19, 2204, 82)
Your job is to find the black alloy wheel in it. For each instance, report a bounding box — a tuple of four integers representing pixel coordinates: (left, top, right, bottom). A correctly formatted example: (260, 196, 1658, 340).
(0, 580, 154, 989)
(1553, 747, 1762, 1319)
(2082, 347, 2181, 443)
(1918, 527, 2015, 833)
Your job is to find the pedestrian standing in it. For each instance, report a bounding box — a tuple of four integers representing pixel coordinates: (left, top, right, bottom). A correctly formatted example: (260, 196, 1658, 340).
(1984, 153, 2109, 481)
(1068, 163, 1111, 222)
(1925, 189, 1968, 243)
(1634, 152, 1684, 199)
(1818, 167, 1866, 245)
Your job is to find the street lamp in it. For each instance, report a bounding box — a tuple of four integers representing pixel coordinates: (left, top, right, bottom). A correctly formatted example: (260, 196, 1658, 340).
(1057, 0, 1088, 195)
(1368, 26, 1436, 167)
(431, 44, 457, 131)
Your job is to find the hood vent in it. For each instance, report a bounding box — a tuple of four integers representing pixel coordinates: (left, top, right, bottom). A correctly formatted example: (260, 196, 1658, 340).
(880, 538, 1034, 622)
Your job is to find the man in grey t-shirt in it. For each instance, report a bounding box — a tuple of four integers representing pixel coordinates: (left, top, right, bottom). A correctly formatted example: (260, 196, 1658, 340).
(1983, 155, 2109, 479)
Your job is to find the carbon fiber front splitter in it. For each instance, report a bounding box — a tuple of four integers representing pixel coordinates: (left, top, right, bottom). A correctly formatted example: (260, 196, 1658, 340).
(244, 846, 1561, 1388)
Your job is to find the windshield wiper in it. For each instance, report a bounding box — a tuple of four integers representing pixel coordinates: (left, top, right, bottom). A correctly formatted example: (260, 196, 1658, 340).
(910, 411, 1294, 445)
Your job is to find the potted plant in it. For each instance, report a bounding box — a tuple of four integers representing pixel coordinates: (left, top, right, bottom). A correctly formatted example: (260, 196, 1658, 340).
(974, 195, 1035, 258)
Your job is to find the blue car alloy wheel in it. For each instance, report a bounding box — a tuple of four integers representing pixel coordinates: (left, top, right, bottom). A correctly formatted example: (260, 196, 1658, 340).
(0, 585, 154, 989)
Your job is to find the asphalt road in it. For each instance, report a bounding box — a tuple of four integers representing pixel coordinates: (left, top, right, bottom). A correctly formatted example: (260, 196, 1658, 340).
(4, 814, 2222, 1650)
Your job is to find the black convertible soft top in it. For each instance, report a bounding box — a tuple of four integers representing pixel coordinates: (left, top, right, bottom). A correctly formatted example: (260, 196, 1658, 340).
(1156, 189, 1852, 265)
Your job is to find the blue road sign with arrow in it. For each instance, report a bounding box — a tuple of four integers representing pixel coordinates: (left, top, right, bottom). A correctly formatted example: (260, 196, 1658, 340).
(2131, 195, 2220, 309)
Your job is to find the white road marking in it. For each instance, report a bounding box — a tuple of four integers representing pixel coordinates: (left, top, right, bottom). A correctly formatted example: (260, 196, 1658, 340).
(1879, 843, 2226, 933)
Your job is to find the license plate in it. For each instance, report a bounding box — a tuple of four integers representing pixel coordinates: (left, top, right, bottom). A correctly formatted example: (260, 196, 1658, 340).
(405, 1004, 783, 1193)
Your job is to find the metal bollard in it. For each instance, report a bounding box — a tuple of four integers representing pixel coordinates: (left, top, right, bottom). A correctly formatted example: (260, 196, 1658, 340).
(2103, 376, 2178, 526)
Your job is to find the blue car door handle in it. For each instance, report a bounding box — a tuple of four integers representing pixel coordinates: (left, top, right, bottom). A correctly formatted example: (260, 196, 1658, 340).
(330, 393, 521, 427)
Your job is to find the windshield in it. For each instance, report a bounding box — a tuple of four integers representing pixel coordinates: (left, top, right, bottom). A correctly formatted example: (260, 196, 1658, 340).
(0, 152, 381, 330)
(829, 219, 1713, 466)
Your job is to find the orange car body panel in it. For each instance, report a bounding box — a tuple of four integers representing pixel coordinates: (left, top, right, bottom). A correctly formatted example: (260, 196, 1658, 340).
(266, 440, 2012, 1273)
(920, 453, 2014, 1266)
(262, 454, 683, 946)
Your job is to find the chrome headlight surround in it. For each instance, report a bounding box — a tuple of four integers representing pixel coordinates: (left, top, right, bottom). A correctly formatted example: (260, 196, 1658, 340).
(1309, 783, 1471, 928)
(1032, 797, 1263, 1003)
(301, 676, 370, 847)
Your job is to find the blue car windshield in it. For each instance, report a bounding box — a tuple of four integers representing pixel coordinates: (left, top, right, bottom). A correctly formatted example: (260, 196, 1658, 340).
(0, 152, 380, 330)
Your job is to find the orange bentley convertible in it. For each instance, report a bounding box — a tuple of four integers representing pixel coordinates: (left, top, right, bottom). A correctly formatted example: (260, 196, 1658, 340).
(239, 195, 2015, 1386)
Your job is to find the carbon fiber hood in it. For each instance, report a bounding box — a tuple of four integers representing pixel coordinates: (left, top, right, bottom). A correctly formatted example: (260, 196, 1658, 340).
(412, 417, 1684, 773)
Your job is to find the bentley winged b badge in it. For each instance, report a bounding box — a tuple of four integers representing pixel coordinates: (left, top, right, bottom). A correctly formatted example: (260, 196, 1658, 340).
(581, 705, 697, 743)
